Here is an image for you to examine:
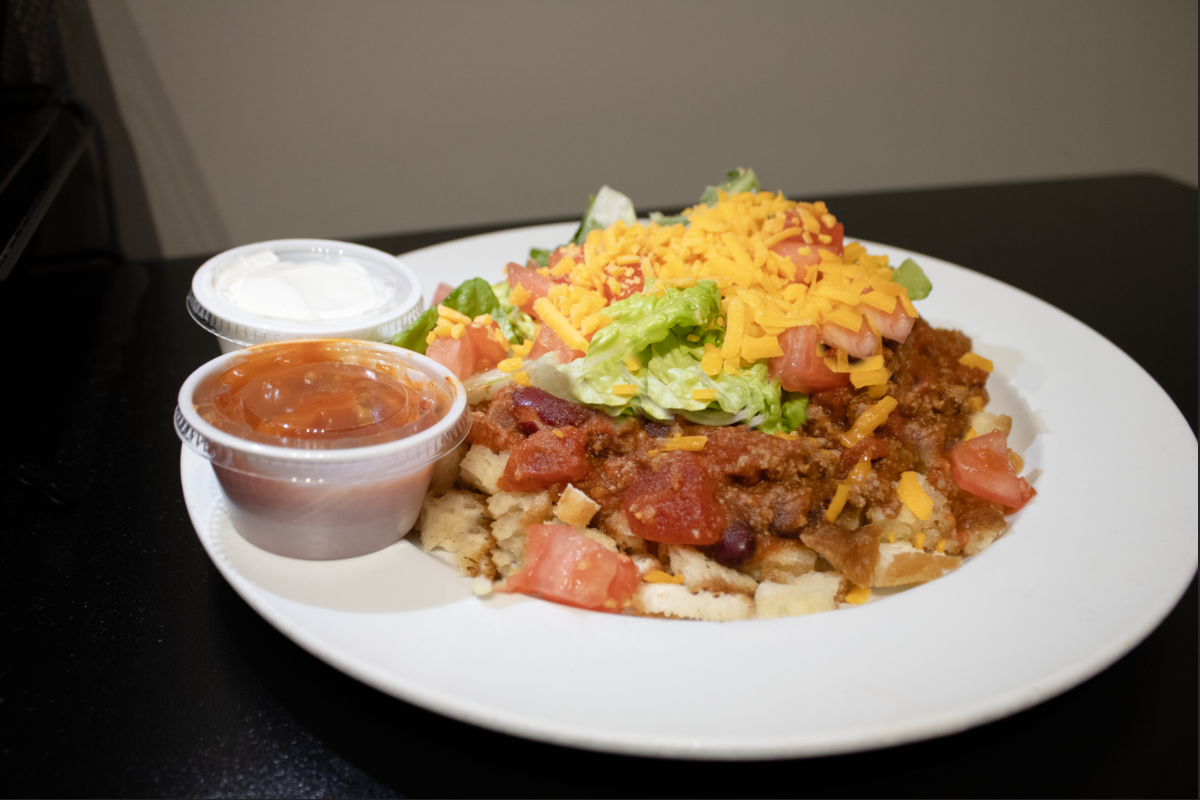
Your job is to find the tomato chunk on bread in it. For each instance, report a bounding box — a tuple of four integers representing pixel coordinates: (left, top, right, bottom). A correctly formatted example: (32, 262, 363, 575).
(622, 451, 727, 545)
(948, 430, 1036, 510)
(503, 525, 638, 612)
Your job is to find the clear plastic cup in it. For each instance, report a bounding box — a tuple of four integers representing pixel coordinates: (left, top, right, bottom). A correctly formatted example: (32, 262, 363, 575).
(187, 239, 424, 353)
(175, 339, 468, 559)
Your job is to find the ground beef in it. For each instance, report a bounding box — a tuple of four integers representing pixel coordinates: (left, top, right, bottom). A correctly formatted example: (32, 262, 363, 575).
(466, 319, 1002, 551)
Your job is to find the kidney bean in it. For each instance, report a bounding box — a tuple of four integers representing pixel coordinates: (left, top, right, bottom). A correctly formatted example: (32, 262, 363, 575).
(712, 520, 756, 567)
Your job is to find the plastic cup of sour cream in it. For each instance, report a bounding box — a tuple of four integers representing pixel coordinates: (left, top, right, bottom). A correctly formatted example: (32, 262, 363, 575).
(188, 239, 423, 353)
(174, 339, 468, 560)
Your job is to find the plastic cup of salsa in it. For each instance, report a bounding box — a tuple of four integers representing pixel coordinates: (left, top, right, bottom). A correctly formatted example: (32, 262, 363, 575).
(174, 339, 469, 559)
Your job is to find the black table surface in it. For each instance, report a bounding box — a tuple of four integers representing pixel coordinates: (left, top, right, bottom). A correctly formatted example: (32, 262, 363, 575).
(1, 175, 1195, 798)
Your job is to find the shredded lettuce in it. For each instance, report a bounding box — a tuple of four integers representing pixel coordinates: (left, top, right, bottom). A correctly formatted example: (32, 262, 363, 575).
(490, 280, 537, 342)
(698, 167, 760, 206)
(892, 258, 932, 300)
(392, 278, 514, 354)
(780, 392, 810, 431)
(648, 211, 688, 226)
(549, 283, 718, 410)
(536, 281, 785, 429)
(581, 282, 721, 369)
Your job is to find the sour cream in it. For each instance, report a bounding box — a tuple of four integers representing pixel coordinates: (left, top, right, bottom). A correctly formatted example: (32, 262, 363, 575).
(187, 239, 424, 353)
(216, 250, 394, 321)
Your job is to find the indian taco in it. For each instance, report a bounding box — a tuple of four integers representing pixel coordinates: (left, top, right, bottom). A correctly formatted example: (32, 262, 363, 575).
(395, 169, 1036, 621)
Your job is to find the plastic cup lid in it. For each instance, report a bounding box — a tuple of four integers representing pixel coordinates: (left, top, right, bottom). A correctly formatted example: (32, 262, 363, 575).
(188, 239, 425, 347)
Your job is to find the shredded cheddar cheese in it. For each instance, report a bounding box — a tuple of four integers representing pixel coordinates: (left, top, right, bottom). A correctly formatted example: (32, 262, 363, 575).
(649, 434, 709, 457)
(644, 570, 685, 585)
(825, 483, 851, 523)
(524, 190, 918, 374)
(508, 283, 531, 307)
(850, 368, 890, 388)
(533, 297, 589, 353)
(425, 303, 511, 350)
(897, 472, 933, 521)
(437, 305, 471, 325)
(846, 457, 872, 485)
(844, 585, 871, 605)
(959, 352, 994, 372)
(741, 334, 784, 362)
(840, 396, 898, 447)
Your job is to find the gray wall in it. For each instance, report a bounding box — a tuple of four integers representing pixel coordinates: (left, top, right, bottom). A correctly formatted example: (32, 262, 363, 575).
(87, 0, 1198, 260)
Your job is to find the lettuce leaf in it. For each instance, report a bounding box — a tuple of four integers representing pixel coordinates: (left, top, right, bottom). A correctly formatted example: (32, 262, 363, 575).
(571, 186, 637, 246)
(649, 211, 688, 226)
(580, 282, 721, 368)
(892, 258, 932, 300)
(698, 167, 760, 206)
(549, 283, 718, 409)
(490, 280, 537, 342)
(780, 392, 809, 431)
(541, 281, 784, 429)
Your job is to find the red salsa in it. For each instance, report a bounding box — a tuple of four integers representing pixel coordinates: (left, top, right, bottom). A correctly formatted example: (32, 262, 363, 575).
(196, 340, 451, 448)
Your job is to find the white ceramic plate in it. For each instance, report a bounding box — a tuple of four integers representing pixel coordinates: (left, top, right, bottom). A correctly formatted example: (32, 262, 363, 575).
(180, 223, 1198, 760)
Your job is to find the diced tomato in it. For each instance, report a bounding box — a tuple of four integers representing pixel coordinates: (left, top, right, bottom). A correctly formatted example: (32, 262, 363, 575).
(547, 244, 584, 272)
(820, 320, 878, 360)
(503, 525, 639, 613)
(498, 427, 590, 492)
(859, 301, 916, 344)
(622, 451, 727, 545)
(466, 324, 509, 369)
(527, 324, 584, 363)
(506, 261, 553, 317)
(839, 436, 890, 473)
(425, 323, 509, 380)
(768, 325, 850, 394)
(425, 337, 474, 380)
(431, 282, 454, 306)
(769, 238, 824, 276)
(769, 209, 844, 280)
(948, 430, 1037, 510)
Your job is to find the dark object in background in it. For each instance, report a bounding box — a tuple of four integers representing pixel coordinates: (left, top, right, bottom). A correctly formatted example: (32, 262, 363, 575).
(1, 0, 115, 280)
(0, 0, 132, 506)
